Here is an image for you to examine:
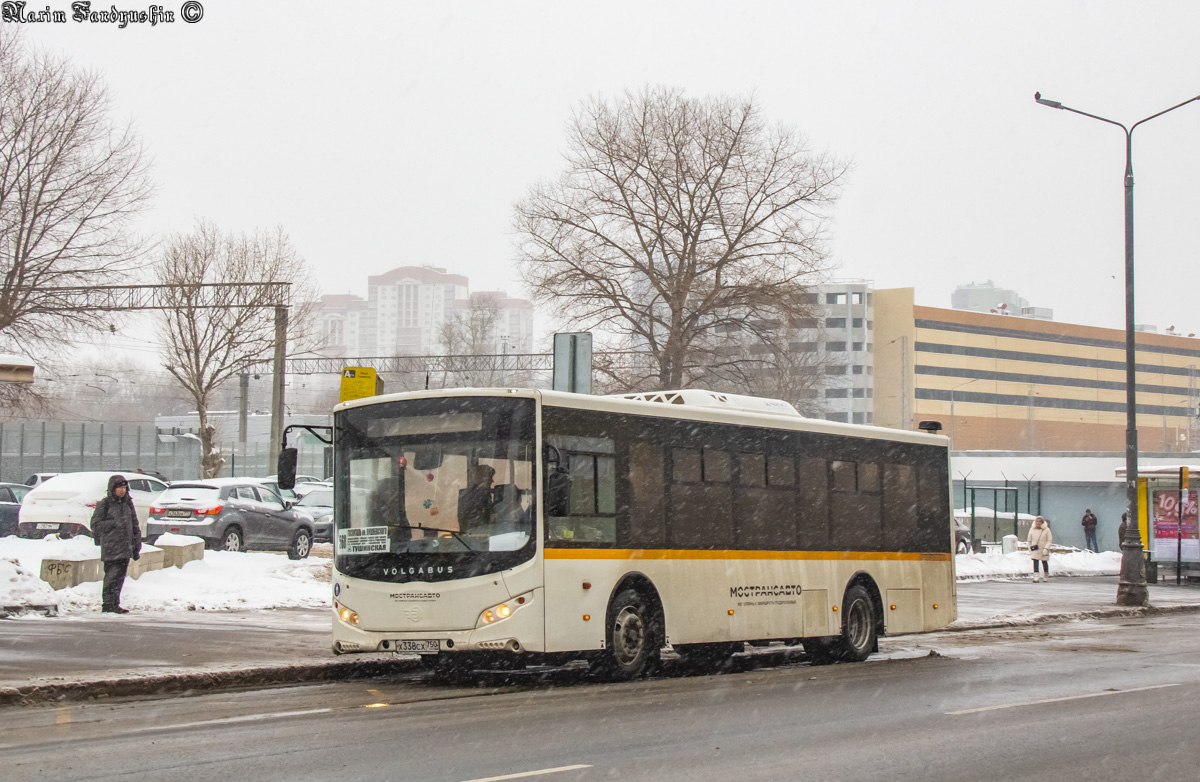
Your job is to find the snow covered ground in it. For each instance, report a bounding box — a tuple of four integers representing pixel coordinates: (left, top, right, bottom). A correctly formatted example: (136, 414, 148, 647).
(1, 534, 330, 615)
(0, 535, 1121, 616)
(954, 549, 1122, 580)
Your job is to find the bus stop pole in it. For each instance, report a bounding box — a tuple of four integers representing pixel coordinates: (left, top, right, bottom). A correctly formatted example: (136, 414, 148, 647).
(1179, 467, 1186, 585)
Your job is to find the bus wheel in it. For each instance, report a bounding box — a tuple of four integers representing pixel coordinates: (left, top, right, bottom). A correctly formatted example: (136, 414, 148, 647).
(674, 642, 743, 671)
(837, 585, 878, 662)
(596, 587, 661, 681)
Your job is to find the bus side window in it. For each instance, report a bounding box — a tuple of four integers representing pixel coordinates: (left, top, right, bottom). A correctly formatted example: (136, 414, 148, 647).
(545, 451, 617, 544)
(629, 442, 665, 547)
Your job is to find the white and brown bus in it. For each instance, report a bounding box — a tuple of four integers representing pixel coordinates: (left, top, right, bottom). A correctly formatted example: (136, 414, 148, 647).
(326, 387, 955, 678)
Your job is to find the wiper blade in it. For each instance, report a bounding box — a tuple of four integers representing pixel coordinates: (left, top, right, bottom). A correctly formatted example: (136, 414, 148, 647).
(391, 524, 476, 551)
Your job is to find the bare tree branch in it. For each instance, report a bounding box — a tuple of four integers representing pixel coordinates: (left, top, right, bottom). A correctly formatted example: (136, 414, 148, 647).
(156, 220, 319, 478)
(515, 86, 847, 395)
(0, 27, 154, 357)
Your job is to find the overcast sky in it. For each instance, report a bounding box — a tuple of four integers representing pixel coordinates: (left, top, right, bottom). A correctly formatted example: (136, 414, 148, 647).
(17, 0, 1200, 351)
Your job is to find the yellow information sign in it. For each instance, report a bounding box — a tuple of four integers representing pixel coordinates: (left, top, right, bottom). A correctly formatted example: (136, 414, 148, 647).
(339, 367, 383, 403)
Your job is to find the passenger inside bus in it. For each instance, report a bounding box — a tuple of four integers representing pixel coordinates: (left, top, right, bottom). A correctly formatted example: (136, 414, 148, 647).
(457, 464, 497, 533)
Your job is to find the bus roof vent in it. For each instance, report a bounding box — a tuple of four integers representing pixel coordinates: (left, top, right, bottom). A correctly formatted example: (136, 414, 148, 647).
(610, 389, 802, 417)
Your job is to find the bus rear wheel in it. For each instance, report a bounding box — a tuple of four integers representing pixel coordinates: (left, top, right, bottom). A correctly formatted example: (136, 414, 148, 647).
(594, 587, 661, 681)
(836, 585, 878, 662)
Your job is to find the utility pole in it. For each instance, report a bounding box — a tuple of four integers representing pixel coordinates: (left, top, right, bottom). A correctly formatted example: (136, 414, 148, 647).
(269, 306, 288, 468)
(238, 373, 249, 445)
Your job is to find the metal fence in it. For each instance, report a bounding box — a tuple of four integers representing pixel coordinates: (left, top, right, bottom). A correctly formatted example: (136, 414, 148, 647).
(0, 422, 327, 484)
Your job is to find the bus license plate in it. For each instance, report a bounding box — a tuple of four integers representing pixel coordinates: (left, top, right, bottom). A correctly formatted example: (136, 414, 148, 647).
(395, 639, 439, 653)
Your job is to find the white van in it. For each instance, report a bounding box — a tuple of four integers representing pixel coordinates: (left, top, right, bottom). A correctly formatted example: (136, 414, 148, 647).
(18, 471, 168, 539)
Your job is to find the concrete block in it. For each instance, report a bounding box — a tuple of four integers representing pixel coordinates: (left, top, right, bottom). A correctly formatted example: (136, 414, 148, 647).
(40, 547, 172, 589)
(127, 547, 165, 579)
(39, 558, 103, 590)
(156, 539, 204, 569)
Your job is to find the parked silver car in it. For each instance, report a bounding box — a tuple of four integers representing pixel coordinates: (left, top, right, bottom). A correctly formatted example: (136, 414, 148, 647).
(294, 487, 333, 542)
(146, 478, 315, 559)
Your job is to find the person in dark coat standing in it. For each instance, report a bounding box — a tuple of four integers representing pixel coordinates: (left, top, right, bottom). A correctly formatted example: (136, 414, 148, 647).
(1081, 509, 1099, 552)
(90, 474, 141, 614)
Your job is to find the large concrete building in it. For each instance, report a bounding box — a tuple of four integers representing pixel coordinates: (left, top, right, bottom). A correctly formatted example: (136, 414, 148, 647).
(950, 280, 1032, 317)
(812, 280, 875, 425)
(874, 288, 1200, 452)
(314, 266, 534, 358)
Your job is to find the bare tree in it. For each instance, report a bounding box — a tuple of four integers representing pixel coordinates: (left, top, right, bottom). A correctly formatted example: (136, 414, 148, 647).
(0, 28, 153, 355)
(156, 220, 318, 478)
(515, 86, 846, 393)
(440, 293, 502, 357)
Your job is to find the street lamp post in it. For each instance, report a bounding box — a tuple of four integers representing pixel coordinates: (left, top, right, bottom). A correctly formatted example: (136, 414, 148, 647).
(1034, 90, 1200, 606)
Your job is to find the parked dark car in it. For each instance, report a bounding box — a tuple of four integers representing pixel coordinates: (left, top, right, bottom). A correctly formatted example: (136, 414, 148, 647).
(955, 518, 973, 554)
(0, 482, 31, 536)
(145, 478, 315, 559)
(294, 487, 333, 543)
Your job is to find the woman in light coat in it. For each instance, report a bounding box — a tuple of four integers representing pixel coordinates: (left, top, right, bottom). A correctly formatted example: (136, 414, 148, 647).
(1028, 516, 1053, 582)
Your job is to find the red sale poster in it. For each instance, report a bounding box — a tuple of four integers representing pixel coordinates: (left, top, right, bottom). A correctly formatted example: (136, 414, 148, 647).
(1152, 489, 1199, 562)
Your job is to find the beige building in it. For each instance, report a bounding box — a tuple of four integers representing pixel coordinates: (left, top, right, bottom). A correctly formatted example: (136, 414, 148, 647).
(875, 288, 1200, 452)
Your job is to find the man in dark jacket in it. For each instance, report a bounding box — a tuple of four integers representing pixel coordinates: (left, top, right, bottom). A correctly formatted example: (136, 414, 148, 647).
(1081, 508, 1099, 553)
(90, 474, 141, 614)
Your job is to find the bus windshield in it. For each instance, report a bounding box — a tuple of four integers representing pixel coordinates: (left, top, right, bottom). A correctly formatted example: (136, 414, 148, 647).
(334, 396, 537, 583)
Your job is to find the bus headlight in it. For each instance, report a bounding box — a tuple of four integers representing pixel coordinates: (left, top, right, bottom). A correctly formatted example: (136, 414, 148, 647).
(477, 593, 530, 627)
(481, 603, 510, 624)
(335, 601, 359, 626)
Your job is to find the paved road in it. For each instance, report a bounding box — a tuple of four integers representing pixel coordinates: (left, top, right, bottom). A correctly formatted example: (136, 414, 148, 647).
(7, 576, 1199, 693)
(5, 612, 1200, 782)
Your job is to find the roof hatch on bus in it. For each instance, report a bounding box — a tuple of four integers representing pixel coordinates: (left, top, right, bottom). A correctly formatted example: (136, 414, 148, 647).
(610, 389, 802, 417)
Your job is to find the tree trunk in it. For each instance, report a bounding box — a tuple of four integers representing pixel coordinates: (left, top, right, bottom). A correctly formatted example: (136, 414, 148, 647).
(197, 403, 224, 479)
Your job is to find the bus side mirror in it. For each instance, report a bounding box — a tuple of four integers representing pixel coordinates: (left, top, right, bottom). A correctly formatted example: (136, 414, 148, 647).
(547, 469, 570, 517)
(278, 448, 298, 490)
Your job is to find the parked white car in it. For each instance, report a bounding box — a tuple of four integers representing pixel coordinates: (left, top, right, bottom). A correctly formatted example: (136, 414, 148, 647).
(18, 471, 168, 539)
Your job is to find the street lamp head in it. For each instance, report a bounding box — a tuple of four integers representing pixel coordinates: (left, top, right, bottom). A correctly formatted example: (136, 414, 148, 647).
(1034, 92, 1063, 109)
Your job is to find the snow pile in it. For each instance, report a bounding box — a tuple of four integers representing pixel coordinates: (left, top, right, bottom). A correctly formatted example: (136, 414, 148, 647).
(0, 556, 58, 611)
(56, 552, 332, 613)
(0, 535, 331, 615)
(153, 532, 205, 546)
(2, 534, 105, 571)
(956, 550, 1122, 580)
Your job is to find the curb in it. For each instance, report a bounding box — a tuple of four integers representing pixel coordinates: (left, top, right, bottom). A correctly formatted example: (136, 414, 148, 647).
(941, 602, 1200, 633)
(0, 604, 57, 619)
(0, 656, 421, 707)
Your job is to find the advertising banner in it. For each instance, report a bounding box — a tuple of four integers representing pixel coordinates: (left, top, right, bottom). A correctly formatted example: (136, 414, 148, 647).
(1151, 489, 1199, 562)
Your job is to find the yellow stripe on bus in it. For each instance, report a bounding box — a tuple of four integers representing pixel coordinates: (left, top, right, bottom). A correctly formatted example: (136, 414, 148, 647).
(543, 549, 952, 562)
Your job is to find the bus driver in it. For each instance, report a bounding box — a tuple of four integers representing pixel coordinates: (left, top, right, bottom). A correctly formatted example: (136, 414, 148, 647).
(458, 464, 497, 533)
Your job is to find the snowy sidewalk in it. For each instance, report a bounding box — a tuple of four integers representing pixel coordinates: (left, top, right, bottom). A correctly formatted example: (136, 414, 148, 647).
(954, 575, 1200, 627)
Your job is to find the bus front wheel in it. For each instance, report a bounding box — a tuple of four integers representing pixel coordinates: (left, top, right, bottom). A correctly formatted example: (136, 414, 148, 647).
(595, 587, 661, 681)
